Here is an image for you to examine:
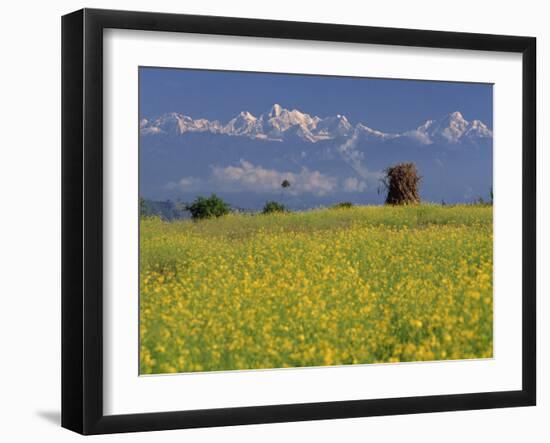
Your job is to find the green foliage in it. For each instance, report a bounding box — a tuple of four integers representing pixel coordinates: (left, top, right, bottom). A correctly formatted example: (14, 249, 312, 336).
(472, 196, 492, 207)
(474, 196, 487, 205)
(332, 202, 354, 209)
(262, 201, 286, 214)
(185, 194, 230, 220)
(139, 197, 152, 217)
(470, 189, 493, 207)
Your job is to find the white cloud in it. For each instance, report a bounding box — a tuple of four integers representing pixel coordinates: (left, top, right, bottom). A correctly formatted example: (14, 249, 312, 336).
(165, 176, 203, 191)
(178, 177, 199, 188)
(168, 160, 381, 196)
(212, 160, 337, 196)
(343, 177, 368, 192)
(337, 133, 384, 185)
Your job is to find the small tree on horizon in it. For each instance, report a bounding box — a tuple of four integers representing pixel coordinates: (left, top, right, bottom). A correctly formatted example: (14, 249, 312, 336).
(280, 179, 291, 205)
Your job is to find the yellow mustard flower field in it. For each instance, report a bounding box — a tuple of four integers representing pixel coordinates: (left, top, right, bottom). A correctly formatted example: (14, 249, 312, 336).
(140, 205, 493, 374)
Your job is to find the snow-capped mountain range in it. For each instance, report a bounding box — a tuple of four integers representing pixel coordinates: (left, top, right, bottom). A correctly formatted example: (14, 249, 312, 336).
(140, 104, 493, 207)
(140, 103, 492, 145)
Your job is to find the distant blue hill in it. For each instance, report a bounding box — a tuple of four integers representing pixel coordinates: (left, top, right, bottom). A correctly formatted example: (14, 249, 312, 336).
(140, 104, 493, 209)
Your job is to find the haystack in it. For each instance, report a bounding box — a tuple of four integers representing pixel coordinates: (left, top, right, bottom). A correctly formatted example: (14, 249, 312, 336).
(384, 163, 421, 205)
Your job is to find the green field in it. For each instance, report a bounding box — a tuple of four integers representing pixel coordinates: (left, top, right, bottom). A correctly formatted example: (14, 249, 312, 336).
(140, 205, 493, 374)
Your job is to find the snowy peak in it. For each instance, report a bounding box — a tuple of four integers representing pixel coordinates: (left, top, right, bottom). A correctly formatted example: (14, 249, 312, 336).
(223, 111, 262, 137)
(410, 111, 492, 144)
(263, 104, 318, 133)
(449, 110, 465, 121)
(315, 114, 353, 138)
(267, 103, 284, 118)
(439, 111, 469, 141)
(465, 119, 493, 138)
(140, 107, 492, 145)
(140, 112, 223, 135)
(239, 111, 256, 120)
(355, 123, 399, 141)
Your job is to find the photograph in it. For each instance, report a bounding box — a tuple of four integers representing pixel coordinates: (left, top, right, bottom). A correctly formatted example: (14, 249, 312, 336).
(138, 67, 494, 375)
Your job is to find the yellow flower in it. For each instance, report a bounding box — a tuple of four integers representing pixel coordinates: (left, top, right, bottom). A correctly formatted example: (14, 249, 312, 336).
(139, 205, 493, 374)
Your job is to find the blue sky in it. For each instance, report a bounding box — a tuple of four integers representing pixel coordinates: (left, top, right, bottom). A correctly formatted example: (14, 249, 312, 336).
(139, 67, 493, 208)
(139, 67, 493, 132)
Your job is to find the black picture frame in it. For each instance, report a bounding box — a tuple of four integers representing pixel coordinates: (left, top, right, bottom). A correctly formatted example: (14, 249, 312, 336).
(62, 8, 536, 435)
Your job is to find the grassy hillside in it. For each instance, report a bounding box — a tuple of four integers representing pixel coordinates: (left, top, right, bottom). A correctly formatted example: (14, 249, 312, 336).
(140, 205, 493, 374)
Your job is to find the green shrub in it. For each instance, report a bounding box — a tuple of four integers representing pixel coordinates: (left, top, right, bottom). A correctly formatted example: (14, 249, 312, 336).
(332, 202, 354, 209)
(185, 194, 230, 220)
(139, 197, 153, 217)
(262, 201, 286, 214)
